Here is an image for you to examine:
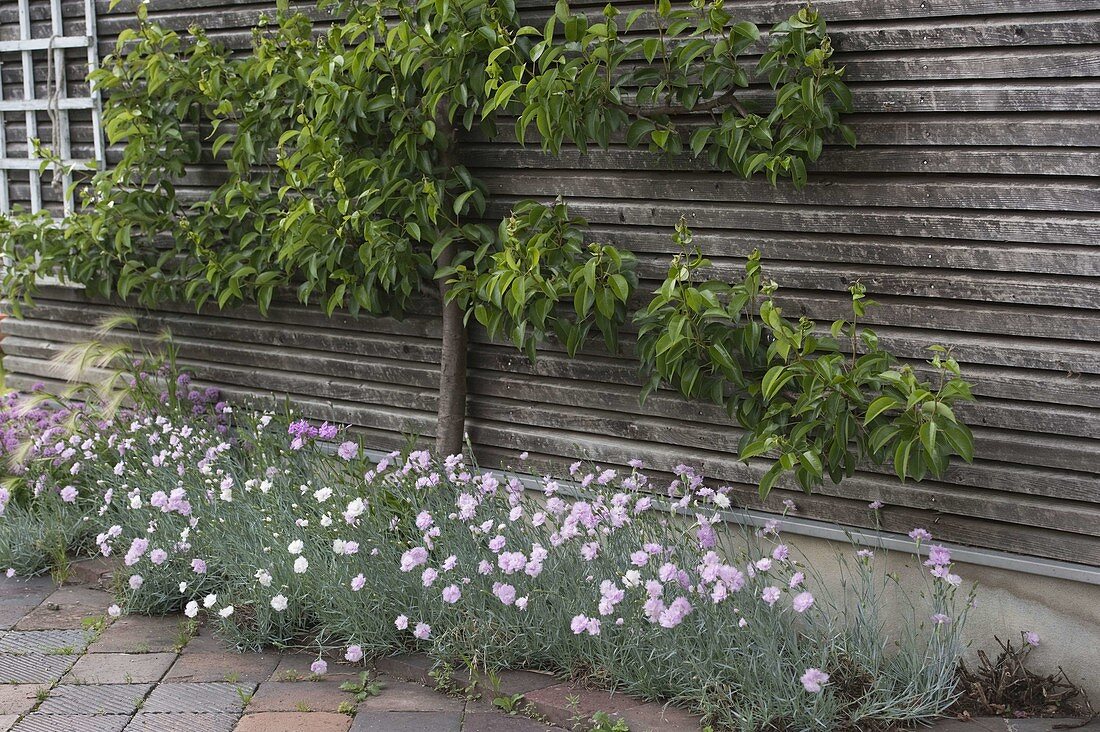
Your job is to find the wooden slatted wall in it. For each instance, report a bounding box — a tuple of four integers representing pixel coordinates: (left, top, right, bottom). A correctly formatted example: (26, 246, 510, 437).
(2, 0, 1098, 565)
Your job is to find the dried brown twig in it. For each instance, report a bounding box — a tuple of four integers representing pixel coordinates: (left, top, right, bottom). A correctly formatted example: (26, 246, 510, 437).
(953, 633, 1095, 726)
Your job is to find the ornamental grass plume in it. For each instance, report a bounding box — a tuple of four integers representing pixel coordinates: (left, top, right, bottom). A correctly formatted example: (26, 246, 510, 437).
(0, 355, 973, 731)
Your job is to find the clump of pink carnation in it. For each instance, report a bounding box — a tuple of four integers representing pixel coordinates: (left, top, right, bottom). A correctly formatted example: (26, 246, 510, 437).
(800, 668, 830, 693)
(492, 583, 517, 606)
(400, 547, 428, 572)
(924, 545, 952, 567)
(792, 591, 815, 613)
(570, 614, 601, 636)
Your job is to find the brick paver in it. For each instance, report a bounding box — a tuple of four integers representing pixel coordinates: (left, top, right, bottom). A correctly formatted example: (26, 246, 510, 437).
(34, 682, 152, 714)
(164, 648, 281, 683)
(0, 686, 42, 716)
(235, 711, 353, 732)
(0, 579, 54, 632)
(13, 587, 113, 631)
(248, 680, 356, 713)
(269, 653, 362, 681)
(126, 712, 239, 731)
(142, 681, 255, 713)
(0, 655, 78, 684)
(11, 713, 130, 731)
(463, 712, 560, 731)
(350, 711, 463, 731)
(63, 651, 176, 684)
(354, 677, 464, 713)
(0, 629, 91, 654)
(524, 683, 654, 729)
(88, 614, 186, 654)
(0, 575, 1089, 732)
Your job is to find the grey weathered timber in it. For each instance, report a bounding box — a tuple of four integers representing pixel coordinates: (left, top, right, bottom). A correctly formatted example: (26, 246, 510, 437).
(2, 0, 1100, 567)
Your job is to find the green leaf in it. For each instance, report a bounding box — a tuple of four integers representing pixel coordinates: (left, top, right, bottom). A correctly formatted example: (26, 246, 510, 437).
(761, 364, 792, 402)
(689, 127, 713, 157)
(453, 190, 476, 215)
(941, 421, 975, 463)
(758, 462, 784, 500)
(919, 420, 937, 453)
(864, 396, 898, 425)
(626, 119, 656, 147)
(739, 439, 769, 461)
(798, 450, 823, 478)
(608, 273, 630, 302)
(893, 440, 913, 482)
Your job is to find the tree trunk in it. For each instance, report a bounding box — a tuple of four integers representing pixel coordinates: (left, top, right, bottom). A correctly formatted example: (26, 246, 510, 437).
(433, 107, 469, 458)
(435, 242, 468, 458)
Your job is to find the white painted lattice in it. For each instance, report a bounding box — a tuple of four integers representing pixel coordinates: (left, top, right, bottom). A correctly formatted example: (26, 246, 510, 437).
(0, 0, 104, 215)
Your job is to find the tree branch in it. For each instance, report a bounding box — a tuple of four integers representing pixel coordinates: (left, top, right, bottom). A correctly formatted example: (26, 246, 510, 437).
(619, 89, 749, 118)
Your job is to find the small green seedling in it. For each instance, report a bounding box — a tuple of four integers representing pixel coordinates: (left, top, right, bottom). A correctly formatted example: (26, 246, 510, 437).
(588, 711, 630, 732)
(492, 692, 526, 714)
(339, 671, 383, 702)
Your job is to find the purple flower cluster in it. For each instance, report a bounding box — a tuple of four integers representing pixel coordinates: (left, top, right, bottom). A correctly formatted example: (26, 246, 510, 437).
(288, 419, 339, 451)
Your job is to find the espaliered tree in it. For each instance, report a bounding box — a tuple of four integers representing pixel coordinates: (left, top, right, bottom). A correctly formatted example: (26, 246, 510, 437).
(0, 0, 975, 496)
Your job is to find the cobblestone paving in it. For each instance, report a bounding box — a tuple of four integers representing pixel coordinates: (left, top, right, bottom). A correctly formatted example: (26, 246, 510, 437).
(0, 573, 1087, 732)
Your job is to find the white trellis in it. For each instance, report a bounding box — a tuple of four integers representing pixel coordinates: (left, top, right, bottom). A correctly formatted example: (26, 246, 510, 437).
(0, 0, 104, 215)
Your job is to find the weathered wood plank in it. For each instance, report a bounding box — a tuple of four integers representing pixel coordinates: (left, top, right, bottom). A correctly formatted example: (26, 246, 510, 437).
(776, 293, 1100, 342)
(1, 319, 443, 389)
(577, 227, 1100, 277)
(483, 198, 1100, 248)
(512, 0, 1100, 23)
(477, 320, 1100, 377)
(838, 48, 1100, 81)
(4, 304, 444, 365)
(473, 114, 1100, 149)
(840, 82, 1100, 113)
(635, 258, 1100, 309)
(476, 167, 1100, 212)
(468, 145, 1100, 179)
(513, 7, 1100, 53)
